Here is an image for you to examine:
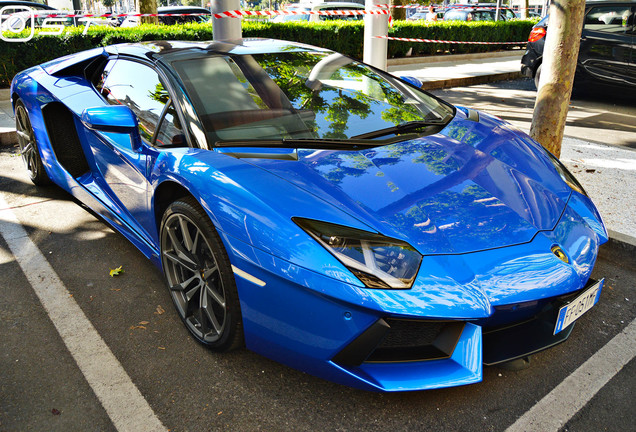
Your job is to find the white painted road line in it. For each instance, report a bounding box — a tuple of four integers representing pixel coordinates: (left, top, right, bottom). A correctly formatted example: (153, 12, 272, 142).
(506, 317, 636, 432)
(0, 194, 167, 432)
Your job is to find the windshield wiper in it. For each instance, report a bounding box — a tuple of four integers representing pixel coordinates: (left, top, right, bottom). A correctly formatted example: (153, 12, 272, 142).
(353, 118, 452, 140)
(215, 133, 422, 151)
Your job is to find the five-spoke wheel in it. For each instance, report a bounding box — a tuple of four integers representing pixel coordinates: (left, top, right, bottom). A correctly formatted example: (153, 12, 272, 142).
(15, 99, 49, 185)
(160, 197, 243, 351)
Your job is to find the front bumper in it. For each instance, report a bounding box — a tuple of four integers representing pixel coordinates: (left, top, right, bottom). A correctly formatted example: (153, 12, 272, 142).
(326, 277, 599, 391)
(221, 192, 606, 392)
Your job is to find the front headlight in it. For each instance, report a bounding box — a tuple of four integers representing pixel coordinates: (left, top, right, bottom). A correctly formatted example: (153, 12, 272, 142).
(543, 148, 588, 196)
(294, 218, 423, 289)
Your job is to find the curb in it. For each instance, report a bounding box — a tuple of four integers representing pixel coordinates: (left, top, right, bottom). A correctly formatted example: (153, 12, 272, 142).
(387, 50, 524, 66)
(420, 71, 522, 90)
(0, 130, 16, 147)
(607, 229, 636, 255)
(0, 89, 14, 147)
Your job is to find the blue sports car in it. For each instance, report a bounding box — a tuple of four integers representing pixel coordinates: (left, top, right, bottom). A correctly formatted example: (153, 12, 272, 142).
(11, 39, 607, 392)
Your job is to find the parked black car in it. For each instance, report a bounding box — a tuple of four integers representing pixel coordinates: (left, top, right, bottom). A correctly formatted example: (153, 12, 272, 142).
(521, 0, 636, 92)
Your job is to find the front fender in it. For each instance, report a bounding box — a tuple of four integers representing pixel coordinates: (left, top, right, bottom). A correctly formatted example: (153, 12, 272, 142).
(150, 148, 369, 287)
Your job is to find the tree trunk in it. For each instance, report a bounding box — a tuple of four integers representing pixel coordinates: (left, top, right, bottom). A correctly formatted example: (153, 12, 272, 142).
(522, 0, 529, 19)
(529, 0, 586, 158)
(391, 0, 407, 21)
(139, 0, 158, 25)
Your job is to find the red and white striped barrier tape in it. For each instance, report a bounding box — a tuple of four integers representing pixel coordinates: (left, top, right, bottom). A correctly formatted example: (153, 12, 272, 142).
(3, 3, 542, 20)
(212, 8, 390, 19)
(4, 5, 540, 20)
(376, 35, 527, 45)
(3, 9, 527, 45)
(1, 12, 210, 18)
(7, 9, 390, 19)
(379, 4, 536, 10)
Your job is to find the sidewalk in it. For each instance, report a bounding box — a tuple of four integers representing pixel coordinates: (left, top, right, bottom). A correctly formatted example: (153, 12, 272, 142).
(388, 50, 524, 90)
(0, 53, 634, 248)
(0, 89, 15, 146)
(560, 137, 636, 251)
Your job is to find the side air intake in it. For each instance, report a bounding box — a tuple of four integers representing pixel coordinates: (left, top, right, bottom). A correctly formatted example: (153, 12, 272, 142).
(42, 102, 89, 178)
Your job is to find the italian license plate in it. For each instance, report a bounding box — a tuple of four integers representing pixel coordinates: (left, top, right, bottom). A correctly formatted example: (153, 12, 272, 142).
(554, 279, 604, 335)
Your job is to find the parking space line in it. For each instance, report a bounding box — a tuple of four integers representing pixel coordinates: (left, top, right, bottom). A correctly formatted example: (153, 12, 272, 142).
(0, 195, 167, 432)
(506, 318, 636, 432)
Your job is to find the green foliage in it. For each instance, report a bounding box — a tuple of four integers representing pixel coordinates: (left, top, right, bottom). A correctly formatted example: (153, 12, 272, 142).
(0, 19, 537, 87)
(387, 19, 539, 56)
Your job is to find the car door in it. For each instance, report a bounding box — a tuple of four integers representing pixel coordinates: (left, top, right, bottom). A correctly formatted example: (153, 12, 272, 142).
(579, 3, 635, 86)
(90, 58, 187, 244)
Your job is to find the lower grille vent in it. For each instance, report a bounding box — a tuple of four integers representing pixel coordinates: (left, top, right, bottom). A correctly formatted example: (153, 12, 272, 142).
(366, 319, 465, 363)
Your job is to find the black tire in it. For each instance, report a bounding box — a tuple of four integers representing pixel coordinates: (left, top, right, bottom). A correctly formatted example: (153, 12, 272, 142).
(15, 99, 50, 186)
(160, 196, 243, 351)
(534, 64, 542, 90)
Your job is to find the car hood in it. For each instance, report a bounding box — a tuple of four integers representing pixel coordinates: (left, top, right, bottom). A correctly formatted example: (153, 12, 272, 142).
(236, 110, 572, 255)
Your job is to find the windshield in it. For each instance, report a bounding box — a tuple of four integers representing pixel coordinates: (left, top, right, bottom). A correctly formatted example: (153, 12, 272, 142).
(172, 51, 454, 144)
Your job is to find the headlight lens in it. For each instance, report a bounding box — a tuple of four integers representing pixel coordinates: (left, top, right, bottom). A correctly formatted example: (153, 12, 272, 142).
(294, 218, 422, 289)
(543, 149, 588, 196)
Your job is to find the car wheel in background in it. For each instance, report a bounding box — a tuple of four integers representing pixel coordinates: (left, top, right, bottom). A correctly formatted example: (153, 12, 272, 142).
(160, 197, 244, 351)
(14, 99, 50, 186)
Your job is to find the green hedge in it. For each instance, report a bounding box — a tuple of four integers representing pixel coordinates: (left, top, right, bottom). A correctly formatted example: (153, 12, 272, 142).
(1, 19, 536, 87)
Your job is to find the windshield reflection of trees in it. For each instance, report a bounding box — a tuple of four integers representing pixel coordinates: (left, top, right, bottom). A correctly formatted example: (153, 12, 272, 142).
(258, 53, 425, 139)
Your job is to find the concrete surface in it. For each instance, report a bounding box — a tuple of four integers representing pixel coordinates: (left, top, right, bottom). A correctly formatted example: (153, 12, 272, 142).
(561, 138, 636, 245)
(0, 89, 15, 147)
(389, 51, 524, 90)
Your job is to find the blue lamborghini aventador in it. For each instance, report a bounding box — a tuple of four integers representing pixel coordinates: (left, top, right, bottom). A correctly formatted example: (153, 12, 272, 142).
(10, 39, 607, 392)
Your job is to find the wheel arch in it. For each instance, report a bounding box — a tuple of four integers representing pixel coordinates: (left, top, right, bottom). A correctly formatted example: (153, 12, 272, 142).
(11, 92, 20, 110)
(153, 180, 194, 234)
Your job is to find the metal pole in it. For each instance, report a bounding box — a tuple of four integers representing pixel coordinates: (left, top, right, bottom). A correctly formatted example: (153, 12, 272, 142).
(363, 0, 389, 71)
(495, 0, 502, 21)
(212, 0, 242, 41)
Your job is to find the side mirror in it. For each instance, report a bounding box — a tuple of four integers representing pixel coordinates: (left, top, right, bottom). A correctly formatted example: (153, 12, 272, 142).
(399, 76, 423, 88)
(81, 105, 138, 133)
(81, 105, 142, 152)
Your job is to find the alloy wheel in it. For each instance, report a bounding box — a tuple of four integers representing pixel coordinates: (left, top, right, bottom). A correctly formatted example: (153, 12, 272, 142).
(15, 101, 47, 184)
(162, 212, 227, 343)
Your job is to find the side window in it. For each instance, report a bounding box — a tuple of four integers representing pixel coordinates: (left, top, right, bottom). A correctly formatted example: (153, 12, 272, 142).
(584, 6, 633, 34)
(154, 104, 185, 148)
(95, 59, 116, 96)
(474, 11, 494, 21)
(100, 60, 169, 143)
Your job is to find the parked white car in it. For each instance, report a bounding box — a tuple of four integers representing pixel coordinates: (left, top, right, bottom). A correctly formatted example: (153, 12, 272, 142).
(271, 2, 365, 23)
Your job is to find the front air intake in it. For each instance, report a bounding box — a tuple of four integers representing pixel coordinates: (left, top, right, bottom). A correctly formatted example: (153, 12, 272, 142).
(332, 318, 465, 366)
